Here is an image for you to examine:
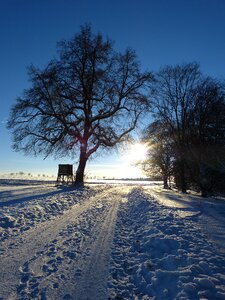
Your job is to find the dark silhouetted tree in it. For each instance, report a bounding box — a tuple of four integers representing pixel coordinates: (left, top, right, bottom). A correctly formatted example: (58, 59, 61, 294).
(145, 63, 225, 196)
(151, 62, 201, 192)
(7, 25, 152, 184)
(142, 121, 174, 188)
(187, 78, 225, 196)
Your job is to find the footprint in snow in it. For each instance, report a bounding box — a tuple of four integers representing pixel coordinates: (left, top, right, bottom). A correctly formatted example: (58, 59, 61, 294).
(17, 262, 41, 298)
(20, 272, 30, 283)
(74, 268, 82, 277)
(63, 250, 76, 259)
(63, 294, 73, 300)
(53, 282, 59, 289)
(42, 263, 58, 275)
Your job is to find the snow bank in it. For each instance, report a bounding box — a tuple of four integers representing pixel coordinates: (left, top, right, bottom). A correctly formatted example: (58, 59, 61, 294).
(108, 187, 225, 300)
(0, 184, 104, 242)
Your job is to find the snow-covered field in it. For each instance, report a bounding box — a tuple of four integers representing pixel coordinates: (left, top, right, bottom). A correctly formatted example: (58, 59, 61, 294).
(0, 179, 225, 300)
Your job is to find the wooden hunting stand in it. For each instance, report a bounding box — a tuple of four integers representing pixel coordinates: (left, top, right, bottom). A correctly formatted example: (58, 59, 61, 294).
(56, 164, 74, 185)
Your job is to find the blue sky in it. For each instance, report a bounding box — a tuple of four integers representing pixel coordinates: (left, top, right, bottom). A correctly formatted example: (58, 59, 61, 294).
(1, 0, 225, 178)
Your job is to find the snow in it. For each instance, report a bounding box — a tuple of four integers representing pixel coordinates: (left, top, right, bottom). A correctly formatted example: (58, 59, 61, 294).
(0, 179, 225, 299)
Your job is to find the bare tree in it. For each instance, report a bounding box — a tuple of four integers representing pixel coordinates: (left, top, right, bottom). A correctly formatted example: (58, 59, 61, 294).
(142, 121, 174, 188)
(187, 78, 225, 196)
(147, 63, 225, 195)
(7, 25, 152, 183)
(151, 62, 201, 192)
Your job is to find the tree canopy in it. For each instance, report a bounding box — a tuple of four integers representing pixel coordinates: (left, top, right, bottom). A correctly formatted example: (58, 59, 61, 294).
(142, 62, 225, 195)
(7, 25, 152, 183)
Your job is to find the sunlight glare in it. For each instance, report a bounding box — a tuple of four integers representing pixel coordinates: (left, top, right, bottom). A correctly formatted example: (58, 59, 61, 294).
(122, 143, 148, 165)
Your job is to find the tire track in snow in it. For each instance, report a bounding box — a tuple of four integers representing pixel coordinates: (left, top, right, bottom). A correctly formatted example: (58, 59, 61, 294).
(0, 186, 116, 299)
(71, 195, 120, 300)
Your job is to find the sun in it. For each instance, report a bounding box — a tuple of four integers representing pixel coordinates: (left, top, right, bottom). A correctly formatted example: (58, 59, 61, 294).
(122, 143, 148, 165)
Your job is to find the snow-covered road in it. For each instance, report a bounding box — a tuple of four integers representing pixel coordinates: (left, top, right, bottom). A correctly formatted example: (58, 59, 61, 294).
(0, 184, 121, 299)
(0, 180, 225, 299)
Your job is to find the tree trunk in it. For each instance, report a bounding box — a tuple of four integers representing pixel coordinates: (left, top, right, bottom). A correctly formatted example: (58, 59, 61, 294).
(163, 174, 169, 189)
(200, 163, 209, 197)
(180, 160, 187, 193)
(75, 150, 87, 184)
(175, 159, 187, 193)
